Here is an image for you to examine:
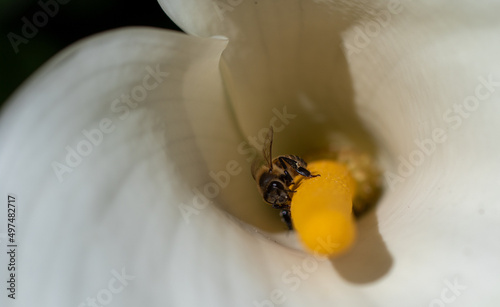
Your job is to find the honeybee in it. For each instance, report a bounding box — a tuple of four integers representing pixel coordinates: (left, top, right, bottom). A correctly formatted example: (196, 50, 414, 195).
(251, 127, 319, 230)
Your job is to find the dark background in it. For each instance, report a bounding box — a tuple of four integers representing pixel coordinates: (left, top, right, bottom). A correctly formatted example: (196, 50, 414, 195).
(0, 0, 182, 108)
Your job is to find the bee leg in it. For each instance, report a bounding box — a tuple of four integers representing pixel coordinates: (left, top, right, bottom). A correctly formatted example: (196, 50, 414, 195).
(280, 209, 293, 230)
(272, 203, 285, 209)
(279, 157, 319, 178)
(296, 166, 320, 178)
(272, 202, 290, 210)
(277, 157, 295, 184)
(288, 180, 302, 192)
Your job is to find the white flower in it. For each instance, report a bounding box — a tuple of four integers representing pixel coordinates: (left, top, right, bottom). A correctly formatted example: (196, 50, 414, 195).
(1, 0, 500, 306)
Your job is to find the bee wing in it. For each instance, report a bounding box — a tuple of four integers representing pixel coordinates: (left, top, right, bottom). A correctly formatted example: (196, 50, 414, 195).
(262, 126, 274, 169)
(251, 127, 274, 180)
(251, 155, 266, 180)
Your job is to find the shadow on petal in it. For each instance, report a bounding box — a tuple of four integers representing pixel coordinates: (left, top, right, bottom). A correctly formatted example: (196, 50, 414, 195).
(331, 211, 393, 283)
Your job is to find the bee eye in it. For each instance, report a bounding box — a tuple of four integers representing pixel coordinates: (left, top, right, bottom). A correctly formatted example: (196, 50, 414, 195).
(270, 181, 283, 190)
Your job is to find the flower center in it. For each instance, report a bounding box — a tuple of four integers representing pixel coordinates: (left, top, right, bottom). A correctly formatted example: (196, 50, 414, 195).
(292, 152, 381, 256)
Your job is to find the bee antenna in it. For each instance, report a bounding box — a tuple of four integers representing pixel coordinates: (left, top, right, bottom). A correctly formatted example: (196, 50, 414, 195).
(263, 126, 274, 170)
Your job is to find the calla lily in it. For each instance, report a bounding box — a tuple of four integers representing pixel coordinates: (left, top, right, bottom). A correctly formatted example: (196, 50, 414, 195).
(1, 0, 500, 306)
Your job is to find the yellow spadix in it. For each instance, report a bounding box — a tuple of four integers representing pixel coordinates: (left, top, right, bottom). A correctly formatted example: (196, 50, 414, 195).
(291, 160, 356, 257)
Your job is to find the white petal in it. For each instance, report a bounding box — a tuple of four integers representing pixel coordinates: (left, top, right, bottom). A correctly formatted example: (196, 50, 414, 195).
(160, 1, 500, 305)
(0, 27, 282, 306)
(2, 25, 363, 307)
(4, 1, 500, 306)
(339, 2, 500, 305)
(159, 0, 380, 154)
(0, 26, 382, 307)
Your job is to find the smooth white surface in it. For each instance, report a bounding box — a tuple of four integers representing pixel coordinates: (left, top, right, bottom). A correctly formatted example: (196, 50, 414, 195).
(1, 0, 500, 306)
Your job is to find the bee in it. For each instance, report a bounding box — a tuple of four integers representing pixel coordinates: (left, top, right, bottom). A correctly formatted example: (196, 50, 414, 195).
(251, 127, 319, 230)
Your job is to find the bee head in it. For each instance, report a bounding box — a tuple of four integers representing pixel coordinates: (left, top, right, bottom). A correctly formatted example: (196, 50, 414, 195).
(265, 180, 290, 207)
